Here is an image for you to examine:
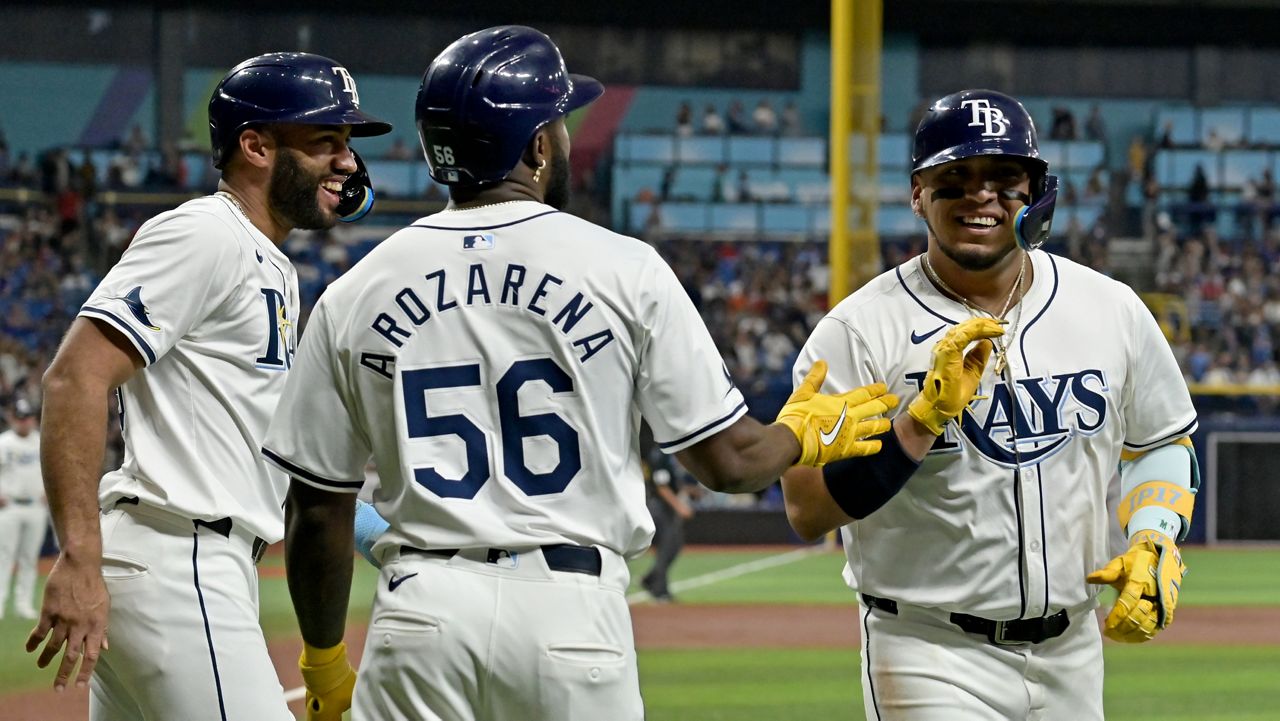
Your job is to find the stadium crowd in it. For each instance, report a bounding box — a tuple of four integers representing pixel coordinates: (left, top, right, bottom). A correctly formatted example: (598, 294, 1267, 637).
(2, 118, 1278, 450)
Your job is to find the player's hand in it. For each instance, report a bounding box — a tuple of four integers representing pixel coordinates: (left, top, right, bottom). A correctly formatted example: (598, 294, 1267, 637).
(906, 318, 1004, 435)
(1087, 529, 1186, 643)
(776, 360, 899, 467)
(25, 553, 110, 692)
(299, 641, 357, 721)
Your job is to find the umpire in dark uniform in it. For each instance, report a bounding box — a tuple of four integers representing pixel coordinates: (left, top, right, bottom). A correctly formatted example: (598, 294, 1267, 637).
(641, 439, 694, 602)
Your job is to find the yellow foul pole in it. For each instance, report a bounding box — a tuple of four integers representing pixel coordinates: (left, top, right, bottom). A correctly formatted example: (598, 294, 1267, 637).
(828, 0, 882, 306)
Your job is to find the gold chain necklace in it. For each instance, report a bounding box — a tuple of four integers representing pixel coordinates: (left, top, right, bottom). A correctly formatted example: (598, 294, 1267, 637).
(217, 190, 249, 219)
(921, 252, 1028, 376)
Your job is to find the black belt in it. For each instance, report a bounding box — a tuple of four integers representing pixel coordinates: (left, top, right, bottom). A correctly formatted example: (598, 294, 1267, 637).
(862, 593, 1070, 646)
(117, 497, 268, 564)
(403, 543, 602, 577)
(9, 498, 36, 506)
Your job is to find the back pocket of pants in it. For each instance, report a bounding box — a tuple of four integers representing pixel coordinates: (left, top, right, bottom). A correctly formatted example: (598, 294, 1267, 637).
(537, 643, 639, 721)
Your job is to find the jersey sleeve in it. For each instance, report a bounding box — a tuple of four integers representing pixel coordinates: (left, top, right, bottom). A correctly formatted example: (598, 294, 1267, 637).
(1121, 293, 1198, 450)
(792, 314, 882, 393)
(262, 295, 372, 493)
(634, 251, 747, 453)
(79, 210, 240, 366)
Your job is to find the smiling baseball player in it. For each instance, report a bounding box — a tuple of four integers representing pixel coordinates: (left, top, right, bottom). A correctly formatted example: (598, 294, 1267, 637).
(24, 52, 390, 720)
(782, 89, 1199, 720)
(265, 25, 897, 721)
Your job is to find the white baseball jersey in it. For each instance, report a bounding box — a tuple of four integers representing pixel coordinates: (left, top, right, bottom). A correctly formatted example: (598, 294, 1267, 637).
(796, 250, 1197, 619)
(0, 429, 42, 500)
(80, 194, 298, 542)
(264, 200, 744, 559)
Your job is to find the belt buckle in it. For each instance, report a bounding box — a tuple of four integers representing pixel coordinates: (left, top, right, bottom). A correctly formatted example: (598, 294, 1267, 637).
(991, 620, 1024, 646)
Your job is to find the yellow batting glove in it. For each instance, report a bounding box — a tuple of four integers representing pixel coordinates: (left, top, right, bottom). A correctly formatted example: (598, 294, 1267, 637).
(1086, 530, 1187, 643)
(776, 360, 900, 467)
(907, 317, 1004, 435)
(299, 641, 356, 721)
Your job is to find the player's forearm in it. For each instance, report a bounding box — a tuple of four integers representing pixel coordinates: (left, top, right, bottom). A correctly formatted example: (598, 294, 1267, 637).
(285, 481, 356, 649)
(40, 369, 110, 562)
(893, 412, 937, 461)
(781, 466, 853, 541)
(676, 418, 800, 494)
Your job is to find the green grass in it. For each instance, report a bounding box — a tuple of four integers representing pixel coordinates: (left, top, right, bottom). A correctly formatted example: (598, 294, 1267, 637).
(637, 645, 1280, 721)
(627, 548, 858, 604)
(4, 544, 1279, 717)
(627, 546, 1280, 608)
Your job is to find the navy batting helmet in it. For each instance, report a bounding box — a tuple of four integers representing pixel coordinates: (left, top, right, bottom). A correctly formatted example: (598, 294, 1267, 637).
(415, 26, 604, 186)
(912, 89, 1058, 250)
(208, 52, 392, 169)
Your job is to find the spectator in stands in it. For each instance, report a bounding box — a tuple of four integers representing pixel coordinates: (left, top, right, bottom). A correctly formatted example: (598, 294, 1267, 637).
(726, 100, 750, 134)
(711, 164, 728, 202)
(736, 169, 752, 202)
(701, 104, 724, 135)
(1083, 166, 1107, 203)
(1258, 168, 1276, 233)
(8, 152, 36, 187)
(1127, 135, 1148, 188)
(39, 149, 73, 195)
(1049, 106, 1077, 140)
(780, 100, 801, 136)
(1085, 103, 1107, 144)
(659, 166, 676, 201)
(383, 137, 414, 160)
(1189, 163, 1211, 204)
(753, 99, 778, 135)
(121, 123, 149, 155)
(1205, 128, 1226, 153)
(675, 102, 694, 137)
(1159, 120, 1176, 149)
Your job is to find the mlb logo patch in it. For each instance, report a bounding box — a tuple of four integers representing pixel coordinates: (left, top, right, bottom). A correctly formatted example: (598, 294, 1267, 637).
(463, 233, 495, 250)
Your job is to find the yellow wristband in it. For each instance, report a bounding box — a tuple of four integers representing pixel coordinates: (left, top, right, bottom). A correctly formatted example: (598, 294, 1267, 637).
(302, 641, 346, 667)
(1117, 481, 1195, 530)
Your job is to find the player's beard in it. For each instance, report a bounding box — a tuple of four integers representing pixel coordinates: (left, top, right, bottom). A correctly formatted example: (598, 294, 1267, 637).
(270, 149, 334, 231)
(543, 147, 572, 211)
(924, 214, 1018, 272)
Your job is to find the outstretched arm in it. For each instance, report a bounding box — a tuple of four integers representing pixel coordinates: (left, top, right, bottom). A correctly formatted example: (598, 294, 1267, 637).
(677, 361, 898, 494)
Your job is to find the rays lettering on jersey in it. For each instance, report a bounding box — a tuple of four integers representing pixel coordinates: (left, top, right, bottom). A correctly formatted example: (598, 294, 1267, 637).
(360, 263, 617, 379)
(906, 369, 1109, 466)
(255, 288, 295, 370)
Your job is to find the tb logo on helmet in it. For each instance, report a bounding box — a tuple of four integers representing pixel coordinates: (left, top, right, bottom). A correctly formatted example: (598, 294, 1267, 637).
(332, 66, 361, 105)
(961, 98, 1008, 137)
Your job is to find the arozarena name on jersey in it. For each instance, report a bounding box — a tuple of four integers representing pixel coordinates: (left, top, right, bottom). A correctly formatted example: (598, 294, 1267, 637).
(908, 369, 1109, 467)
(362, 263, 615, 377)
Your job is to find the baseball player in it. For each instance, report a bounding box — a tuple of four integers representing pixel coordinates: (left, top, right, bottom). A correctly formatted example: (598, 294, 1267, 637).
(781, 89, 1199, 720)
(264, 26, 897, 721)
(0, 398, 46, 619)
(24, 53, 390, 720)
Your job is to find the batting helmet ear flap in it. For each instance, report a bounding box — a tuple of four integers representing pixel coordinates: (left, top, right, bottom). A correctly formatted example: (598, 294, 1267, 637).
(336, 149, 376, 223)
(1014, 174, 1058, 251)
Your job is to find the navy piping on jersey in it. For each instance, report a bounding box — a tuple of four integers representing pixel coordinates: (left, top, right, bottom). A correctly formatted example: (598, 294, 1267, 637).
(81, 306, 158, 365)
(1125, 419, 1200, 451)
(192, 531, 229, 721)
(1012, 467, 1028, 618)
(261, 448, 364, 490)
(896, 264, 961, 325)
(656, 400, 748, 451)
(1019, 253, 1059, 370)
(1036, 463, 1050, 614)
(862, 606, 883, 721)
(410, 209, 560, 232)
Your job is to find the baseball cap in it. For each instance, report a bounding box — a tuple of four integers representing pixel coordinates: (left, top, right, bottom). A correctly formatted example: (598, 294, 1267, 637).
(13, 399, 35, 418)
